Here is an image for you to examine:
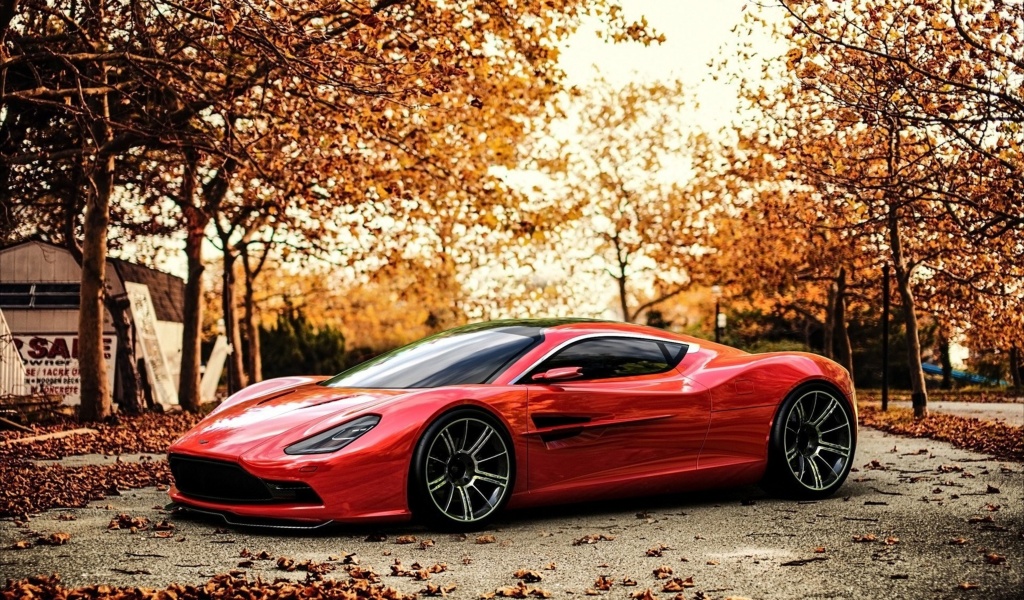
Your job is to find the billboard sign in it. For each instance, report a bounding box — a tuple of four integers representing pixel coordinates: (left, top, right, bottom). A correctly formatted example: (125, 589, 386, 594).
(11, 333, 117, 404)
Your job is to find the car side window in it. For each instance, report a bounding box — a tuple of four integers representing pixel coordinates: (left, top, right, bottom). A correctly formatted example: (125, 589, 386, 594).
(527, 337, 688, 382)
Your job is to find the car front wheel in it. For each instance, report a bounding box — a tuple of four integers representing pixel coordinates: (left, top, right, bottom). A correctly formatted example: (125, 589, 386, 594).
(410, 409, 515, 529)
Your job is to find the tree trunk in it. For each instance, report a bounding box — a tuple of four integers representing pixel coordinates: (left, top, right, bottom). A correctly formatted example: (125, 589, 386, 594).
(834, 267, 854, 379)
(77, 0, 114, 422)
(77, 153, 113, 422)
(1009, 346, 1021, 393)
(938, 332, 953, 391)
(888, 208, 928, 418)
(177, 156, 205, 413)
(106, 294, 144, 414)
(617, 274, 630, 323)
(823, 280, 836, 359)
(884, 119, 927, 418)
(242, 264, 263, 383)
(221, 249, 247, 394)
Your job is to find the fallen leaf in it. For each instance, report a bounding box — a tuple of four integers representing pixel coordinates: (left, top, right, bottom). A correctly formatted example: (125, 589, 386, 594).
(419, 539, 435, 549)
(646, 545, 670, 557)
(396, 535, 417, 544)
(573, 534, 614, 546)
(984, 553, 1006, 565)
(949, 537, 969, 545)
(652, 566, 673, 579)
(852, 534, 877, 543)
(813, 547, 826, 553)
(39, 532, 70, 546)
(884, 537, 900, 545)
(594, 576, 614, 591)
(661, 577, 694, 592)
(277, 556, 296, 572)
(514, 570, 542, 583)
(629, 589, 658, 600)
(11, 540, 31, 550)
(958, 582, 980, 590)
(476, 535, 497, 544)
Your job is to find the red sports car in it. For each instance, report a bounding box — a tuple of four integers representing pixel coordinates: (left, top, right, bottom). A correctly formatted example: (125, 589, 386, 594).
(168, 319, 856, 529)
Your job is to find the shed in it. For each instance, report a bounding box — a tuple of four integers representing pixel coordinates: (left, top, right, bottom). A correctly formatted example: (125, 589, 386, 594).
(0, 240, 185, 406)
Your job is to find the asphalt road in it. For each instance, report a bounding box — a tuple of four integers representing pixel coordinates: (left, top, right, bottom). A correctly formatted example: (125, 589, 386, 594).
(878, 401, 1024, 427)
(1, 426, 1021, 599)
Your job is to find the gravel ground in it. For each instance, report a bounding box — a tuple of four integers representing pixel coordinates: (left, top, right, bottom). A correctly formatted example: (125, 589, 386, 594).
(1, 426, 1021, 600)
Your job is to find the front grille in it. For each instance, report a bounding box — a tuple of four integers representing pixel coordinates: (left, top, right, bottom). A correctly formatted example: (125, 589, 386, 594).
(169, 455, 321, 504)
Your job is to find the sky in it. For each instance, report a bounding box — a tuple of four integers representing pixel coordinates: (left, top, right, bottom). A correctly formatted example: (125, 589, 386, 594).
(559, 0, 753, 128)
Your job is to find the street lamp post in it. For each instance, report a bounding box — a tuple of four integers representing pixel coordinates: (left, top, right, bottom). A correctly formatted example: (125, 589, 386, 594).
(711, 285, 723, 344)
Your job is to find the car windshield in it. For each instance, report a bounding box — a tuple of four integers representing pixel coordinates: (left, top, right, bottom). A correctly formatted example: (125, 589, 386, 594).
(321, 326, 543, 389)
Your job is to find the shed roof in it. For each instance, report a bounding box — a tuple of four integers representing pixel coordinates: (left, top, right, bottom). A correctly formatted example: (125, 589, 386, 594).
(0, 240, 186, 323)
(108, 258, 186, 323)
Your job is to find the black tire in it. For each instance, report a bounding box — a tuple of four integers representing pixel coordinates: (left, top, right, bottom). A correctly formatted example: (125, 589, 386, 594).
(409, 408, 515, 529)
(762, 384, 856, 499)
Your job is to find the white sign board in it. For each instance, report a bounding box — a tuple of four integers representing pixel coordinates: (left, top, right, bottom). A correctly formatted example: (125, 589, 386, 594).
(0, 309, 29, 396)
(124, 282, 178, 407)
(11, 333, 117, 404)
(201, 335, 228, 403)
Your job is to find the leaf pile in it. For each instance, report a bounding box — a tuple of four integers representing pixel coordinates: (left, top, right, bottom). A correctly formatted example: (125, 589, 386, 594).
(0, 412, 201, 461)
(0, 459, 172, 517)
(390, 560, 447, 580)
(1, 572, 415, 600)
(865, 390, 1023, 405)
(858, 404, 1024, 462)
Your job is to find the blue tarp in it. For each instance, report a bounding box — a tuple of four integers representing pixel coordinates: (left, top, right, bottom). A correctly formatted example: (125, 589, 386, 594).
(921, 363, 1006, 386)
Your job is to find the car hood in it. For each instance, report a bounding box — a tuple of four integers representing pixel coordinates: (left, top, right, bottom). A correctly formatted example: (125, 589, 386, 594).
(169, 381, 410, 460)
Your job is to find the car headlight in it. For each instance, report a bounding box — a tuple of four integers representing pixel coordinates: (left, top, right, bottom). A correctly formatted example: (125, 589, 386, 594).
(284, 415, 380, 455)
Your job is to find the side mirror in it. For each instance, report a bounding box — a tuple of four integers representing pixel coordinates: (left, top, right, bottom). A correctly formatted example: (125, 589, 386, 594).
(531, 366, 584, 382)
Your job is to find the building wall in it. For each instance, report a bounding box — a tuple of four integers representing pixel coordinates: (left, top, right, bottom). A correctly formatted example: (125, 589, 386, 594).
(0, 241, 115, 334)
(0, 309, 28, 396)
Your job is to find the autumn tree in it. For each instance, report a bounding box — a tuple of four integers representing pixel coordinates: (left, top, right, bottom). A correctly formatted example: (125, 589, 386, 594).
(707, 0, 1023, 416)
(2, 0, 661, 417)
(534, 78, 719, 322)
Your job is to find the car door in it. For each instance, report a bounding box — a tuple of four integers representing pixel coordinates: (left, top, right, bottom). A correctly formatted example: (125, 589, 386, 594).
(522, 336, 711, 494)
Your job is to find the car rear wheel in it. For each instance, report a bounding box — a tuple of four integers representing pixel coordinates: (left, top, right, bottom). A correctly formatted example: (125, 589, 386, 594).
(763, 385, 855, 499)
(410, 409, 514, 529)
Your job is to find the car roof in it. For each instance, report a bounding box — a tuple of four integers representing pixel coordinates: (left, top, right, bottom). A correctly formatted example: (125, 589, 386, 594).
(449, 319, 697, 345)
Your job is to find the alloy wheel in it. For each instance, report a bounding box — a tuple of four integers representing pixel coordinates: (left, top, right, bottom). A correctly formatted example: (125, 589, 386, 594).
(782, 390, 853, 491)
(424, 417, 511, 523)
